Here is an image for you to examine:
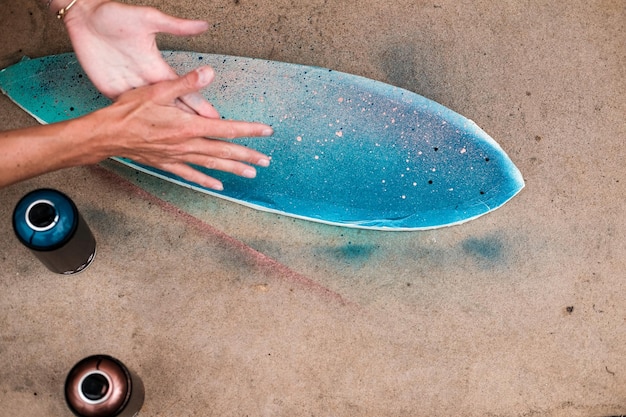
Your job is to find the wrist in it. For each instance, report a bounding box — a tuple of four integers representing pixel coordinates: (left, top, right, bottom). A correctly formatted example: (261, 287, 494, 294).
(45, 0, 108, 22)
(64, 113, 115, 165)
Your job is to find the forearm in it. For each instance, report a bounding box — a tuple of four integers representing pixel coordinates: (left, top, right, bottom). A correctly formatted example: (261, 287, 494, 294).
(0, 0, 112, 188)
(0, 117, 107, 188)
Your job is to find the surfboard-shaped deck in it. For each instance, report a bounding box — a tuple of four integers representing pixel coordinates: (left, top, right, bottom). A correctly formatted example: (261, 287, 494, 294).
(0, 52, 524, 230)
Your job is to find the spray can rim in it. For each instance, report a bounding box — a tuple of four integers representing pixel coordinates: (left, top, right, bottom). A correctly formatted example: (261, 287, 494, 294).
(12, 188, 79, 252)
(65, 355, 132, 417)
(25, 199, 59, 232)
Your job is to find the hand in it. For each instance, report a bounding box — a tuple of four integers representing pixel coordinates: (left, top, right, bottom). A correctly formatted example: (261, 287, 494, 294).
(86, 66, 273, 191)
(63, 0, 218, 117)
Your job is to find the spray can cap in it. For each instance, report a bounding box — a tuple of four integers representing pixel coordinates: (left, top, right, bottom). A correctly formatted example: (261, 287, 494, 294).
(65, 355, 132, 417)
(13, 189, 78, 251)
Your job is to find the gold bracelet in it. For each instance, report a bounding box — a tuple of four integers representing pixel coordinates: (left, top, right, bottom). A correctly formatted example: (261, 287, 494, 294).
(57, 0, 78, 19)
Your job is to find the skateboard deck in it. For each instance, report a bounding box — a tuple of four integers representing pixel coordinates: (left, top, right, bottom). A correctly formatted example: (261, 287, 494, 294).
(0, 52, 524, 230)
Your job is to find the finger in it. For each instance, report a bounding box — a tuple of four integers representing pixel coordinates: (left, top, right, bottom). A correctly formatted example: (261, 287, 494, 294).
(160, 162, 224, 191)
(172, 96, 214, 118)
(188, 118, 274, 140)
(149, 9, 210, 36)
(180, 92, 221, 119)
(152, 66, 216, 104)
(155, 66, 220, 118)
(183, 138, 272, 168)
(144, 139, 271, 190)
(185, 154, 260, 179)
(173, 98, 197, 115)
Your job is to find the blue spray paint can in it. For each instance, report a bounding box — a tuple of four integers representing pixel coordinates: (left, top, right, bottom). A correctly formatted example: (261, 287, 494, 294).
(12, 189, 96, 274)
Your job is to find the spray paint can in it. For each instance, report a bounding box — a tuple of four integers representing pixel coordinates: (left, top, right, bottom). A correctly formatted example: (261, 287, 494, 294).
(65, 355, 145, 417)
(12, 188, 96, 274)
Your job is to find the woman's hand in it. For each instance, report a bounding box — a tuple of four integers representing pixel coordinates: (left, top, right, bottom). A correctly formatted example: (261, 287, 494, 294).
(62, 0, 218, 117)
(0, 66, 273, 189)
(87, 66, 273, 191)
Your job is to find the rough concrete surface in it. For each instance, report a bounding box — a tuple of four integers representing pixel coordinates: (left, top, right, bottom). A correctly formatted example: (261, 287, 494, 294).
(1, 1, 625, 416)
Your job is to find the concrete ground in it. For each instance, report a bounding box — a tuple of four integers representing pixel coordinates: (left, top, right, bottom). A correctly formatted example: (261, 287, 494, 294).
(1, 0, 625, 416)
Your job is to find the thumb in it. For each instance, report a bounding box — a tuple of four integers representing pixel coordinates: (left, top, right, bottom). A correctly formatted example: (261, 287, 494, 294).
(156, 66, 216, 103)
(151, 10, 209, 36)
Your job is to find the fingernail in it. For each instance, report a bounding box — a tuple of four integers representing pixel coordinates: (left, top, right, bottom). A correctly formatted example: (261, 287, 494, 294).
(262, 128, 274, 136)
(197, 67, 213, 84)
(242, 167, 257, 178)
(257, 158, 271, 167)
(212, 182, 224, 191)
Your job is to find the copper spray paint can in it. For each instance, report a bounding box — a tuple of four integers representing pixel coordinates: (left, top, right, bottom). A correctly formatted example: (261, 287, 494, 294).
(12, 189, 96, 274)
(65, 355, 145, 417)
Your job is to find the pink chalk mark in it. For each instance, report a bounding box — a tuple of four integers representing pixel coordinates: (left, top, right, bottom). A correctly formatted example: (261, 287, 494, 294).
(88, 164, 355, 307)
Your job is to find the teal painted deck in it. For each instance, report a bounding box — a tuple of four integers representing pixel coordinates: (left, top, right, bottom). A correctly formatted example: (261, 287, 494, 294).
(0, 52, 523, 230)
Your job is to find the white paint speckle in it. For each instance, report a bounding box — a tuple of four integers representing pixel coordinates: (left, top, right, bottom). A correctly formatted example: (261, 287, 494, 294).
(335, 131, 343, 137)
